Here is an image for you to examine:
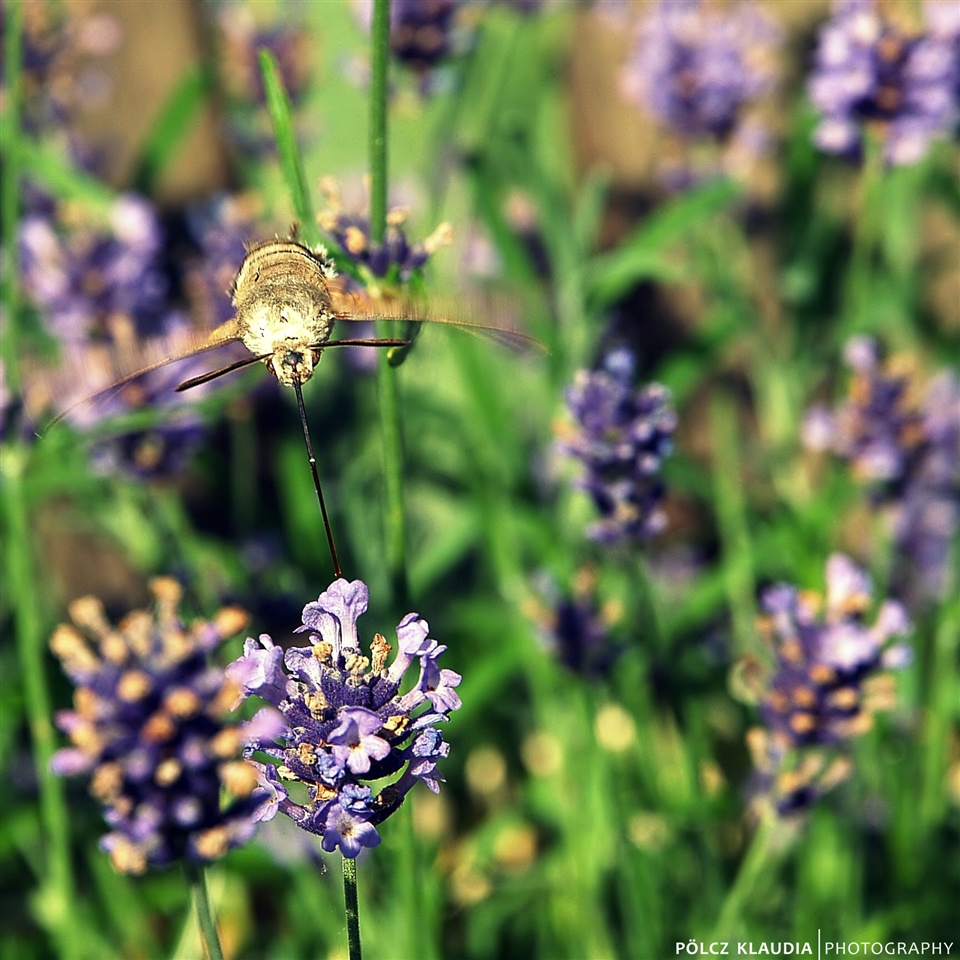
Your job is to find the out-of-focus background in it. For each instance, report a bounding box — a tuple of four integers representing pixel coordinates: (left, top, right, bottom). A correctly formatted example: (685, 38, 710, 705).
(1, 1, 958, 958)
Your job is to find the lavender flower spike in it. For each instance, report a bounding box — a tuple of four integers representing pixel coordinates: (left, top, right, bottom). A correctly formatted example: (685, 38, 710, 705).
(620, 0, 779, 143)
(746, 554, 912, 816)
(808, 0, 960, 165)
(49, 579, 272, 875)
(803, 337, 960, 605)
(559, 348, 677, 544)
(228, 578, 462, 858)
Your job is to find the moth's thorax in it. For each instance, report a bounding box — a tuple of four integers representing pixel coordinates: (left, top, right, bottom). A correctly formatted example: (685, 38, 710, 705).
(232, 240, 339, 386)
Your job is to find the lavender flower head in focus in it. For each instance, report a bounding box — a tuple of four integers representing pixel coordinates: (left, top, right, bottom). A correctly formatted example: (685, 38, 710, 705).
(804, 337, 960, 605)
(808, 0, 960, 165)
(227, 578, 462, 858)
(620, 0, 779, 144)
(49, 579, 271, 874)
(746, 554, 912, 816)
(559, 348, 677, 544)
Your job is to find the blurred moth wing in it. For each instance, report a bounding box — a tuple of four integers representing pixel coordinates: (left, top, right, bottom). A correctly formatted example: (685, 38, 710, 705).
(33, 236, 543, 427)
(326, 280, 546, 356)
(27, 320, 248, 432)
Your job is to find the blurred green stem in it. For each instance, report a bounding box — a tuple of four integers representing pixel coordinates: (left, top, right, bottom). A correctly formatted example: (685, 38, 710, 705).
(370, 0, 409, 605)
(342, 856, 362, 960)
(185, 862, 224, 960)
(843, 136, 884, 336)
(1, 447, 80, 960)
(635, 555, 666, 652)
(709, 391, 757, 658)
(920, 593, 960, 828)
(711, 815, 780, 941)
(369, 0, 389, 245)
(2, 13, 81, 956)
(1, 0, 23, 386)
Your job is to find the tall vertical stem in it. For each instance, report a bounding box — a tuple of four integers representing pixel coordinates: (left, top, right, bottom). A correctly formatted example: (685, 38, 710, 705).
(370, 0, 409, 606)
(185, 862, 225, 960)
(342, 855, 363, 960)
(2, 449, 81, 960)
(2, 8, 81, 958)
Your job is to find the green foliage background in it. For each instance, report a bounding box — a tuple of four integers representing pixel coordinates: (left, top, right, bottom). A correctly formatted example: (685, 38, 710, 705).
(1, 2, 958, 959)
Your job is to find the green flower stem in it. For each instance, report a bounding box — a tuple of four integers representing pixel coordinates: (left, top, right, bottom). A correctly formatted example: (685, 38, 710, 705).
(1, 0, 23, 386)
(369, 0, 410, 606)
(1, 447, 80, 960)
(843, 134, 884, 337)
(634, 554, 666, 653)
(342, 855, 363, 960)
(185, 862, 225, 960)
(711, 815, 781, 942)
(369, 0, 390, 246)
(709, 391, 757, 660)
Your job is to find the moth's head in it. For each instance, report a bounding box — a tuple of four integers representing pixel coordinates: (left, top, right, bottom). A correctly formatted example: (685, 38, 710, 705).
(270, 343, 319, 386)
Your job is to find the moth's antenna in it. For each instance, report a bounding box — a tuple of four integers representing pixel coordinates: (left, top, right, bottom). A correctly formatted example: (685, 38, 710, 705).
(174, 352, 271, 392)
(293, 377, 342, 579)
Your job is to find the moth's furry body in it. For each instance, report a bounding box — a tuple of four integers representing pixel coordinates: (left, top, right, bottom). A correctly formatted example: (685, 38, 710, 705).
(231, 239, 339, 386)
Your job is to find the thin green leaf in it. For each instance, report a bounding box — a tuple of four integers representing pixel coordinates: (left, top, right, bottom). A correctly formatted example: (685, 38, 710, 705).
(258, 49, 318, 247)
(10, 140, 115, 212)
(131, 65, 211, 194)
(587, 178, 741, 305)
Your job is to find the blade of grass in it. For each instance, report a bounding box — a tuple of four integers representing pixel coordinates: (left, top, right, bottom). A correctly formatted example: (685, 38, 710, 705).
(259, 49, 319, 248)
(131, 64, 212, 194)
(259, 48, 364, 284)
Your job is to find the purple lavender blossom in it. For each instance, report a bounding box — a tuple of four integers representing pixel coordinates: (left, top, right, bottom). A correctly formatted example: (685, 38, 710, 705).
(213, 3, 311, 106)
(209, 3, 311, 155)
(748, 554, 912, 815)
(804, 337, 960, 605)
(318, 177, 453, 284)
(559, 348, 677, 544)
(527, 570, 623, 677)
(226, 578, 462, 858)
(19, 194, 169, 344)
(2, 2, 121, 153)
(17, 193, 237, 477)
(49, 579, 270, 874)
(353, 0, 461, 75)
(316, 179, 453, 369)
(620, 0, 779, 143)
(183, 194, 261, 330)
(808, 0, 960, 165)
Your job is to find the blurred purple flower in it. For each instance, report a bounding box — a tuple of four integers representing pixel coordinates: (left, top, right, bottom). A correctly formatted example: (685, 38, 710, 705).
(620, 0, 779, 143)
(353, 0, 461, 75)
(19, 194, 168, 344)
(808, 0, 960, 165)
(2, 2, 121, 156)
(227, 578, 462, 858)
(804, 337, 960, 605)
(559, 348, 677, 544)
(214, 3, 311, 106)
(747, 554, 912, 815)
(183, 193, 262, 330)
(49, 579, 270, 874)
(318, 177, 453, 283)
(527, 570, 624, 677)
(17, 193, 247, 477)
